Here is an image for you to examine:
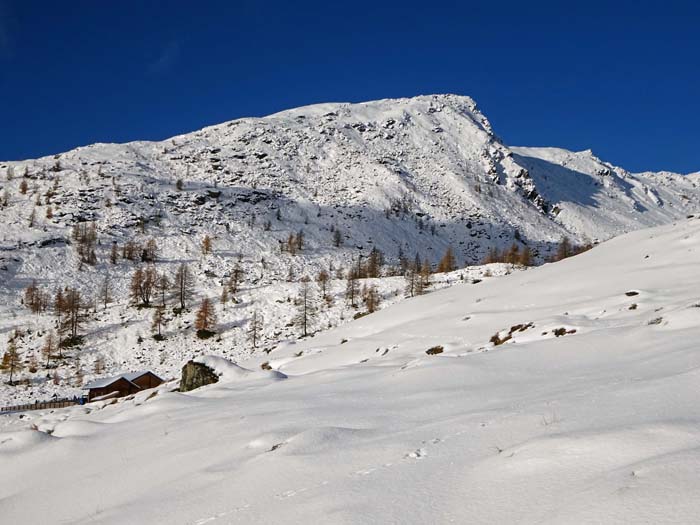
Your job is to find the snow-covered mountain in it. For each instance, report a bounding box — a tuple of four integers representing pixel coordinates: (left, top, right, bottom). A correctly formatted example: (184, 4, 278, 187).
(2, 94, 697, 268)
(0, 94, 698, 406)
(3, 216, 700, 524)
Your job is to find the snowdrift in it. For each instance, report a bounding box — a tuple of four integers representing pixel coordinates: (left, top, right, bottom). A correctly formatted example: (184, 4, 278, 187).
(2, 218, 700, 523)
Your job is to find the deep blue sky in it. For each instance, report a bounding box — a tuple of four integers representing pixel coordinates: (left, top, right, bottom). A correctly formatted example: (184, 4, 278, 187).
(0, 1, 698, 173)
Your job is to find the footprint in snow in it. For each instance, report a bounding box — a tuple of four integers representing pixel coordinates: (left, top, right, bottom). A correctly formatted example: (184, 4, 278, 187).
(405, 447, 427, 459)
(194, 513, 226, 525)
(275, 487, 308, 499)
(193, 505, 250, 524)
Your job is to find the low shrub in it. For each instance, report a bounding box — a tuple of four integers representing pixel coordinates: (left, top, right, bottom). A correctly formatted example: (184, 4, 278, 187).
(490, 333, 512, 346)
(553, 327, 577, 337)
(196, 329, 216, 340)
(59, 335, 84, 348)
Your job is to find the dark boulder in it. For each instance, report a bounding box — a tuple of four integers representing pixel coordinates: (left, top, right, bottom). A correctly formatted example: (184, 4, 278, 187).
(180, 360, 219, 392)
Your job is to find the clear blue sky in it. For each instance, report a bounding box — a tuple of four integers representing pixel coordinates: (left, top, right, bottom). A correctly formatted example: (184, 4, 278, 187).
(0, 1, 698, 173)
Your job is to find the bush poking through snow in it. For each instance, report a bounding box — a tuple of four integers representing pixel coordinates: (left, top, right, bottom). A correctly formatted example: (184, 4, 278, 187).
(196, 329, 216, 340)
(59, 335, 84, 348)
(490, 333, 512, 346)
(490, 322, 534, 346)
(509, 322, 534, 334)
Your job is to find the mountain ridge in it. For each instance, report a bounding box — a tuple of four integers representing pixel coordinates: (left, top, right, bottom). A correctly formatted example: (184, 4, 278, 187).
(3, 94, 697, 257)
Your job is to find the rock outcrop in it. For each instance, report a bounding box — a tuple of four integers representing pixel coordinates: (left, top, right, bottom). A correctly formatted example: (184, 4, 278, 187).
(180, 360, 219, 392)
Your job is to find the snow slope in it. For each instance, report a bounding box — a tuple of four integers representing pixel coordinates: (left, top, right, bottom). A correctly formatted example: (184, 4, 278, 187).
(0, 93, 698, 405)
(2, 217, 700, 523)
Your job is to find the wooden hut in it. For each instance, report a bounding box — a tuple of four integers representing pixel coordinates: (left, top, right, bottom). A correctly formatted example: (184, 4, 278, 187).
(83, 371, 163, 402)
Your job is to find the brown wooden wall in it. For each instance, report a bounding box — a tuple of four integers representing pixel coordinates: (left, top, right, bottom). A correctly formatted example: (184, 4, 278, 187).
(88, 378, 140, 402)
(131, 373, 163, 390)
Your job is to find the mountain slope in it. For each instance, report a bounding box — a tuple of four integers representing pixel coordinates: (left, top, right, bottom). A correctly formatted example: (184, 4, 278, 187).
(2, 94, 697, 269)
(2, 217, 700, 524)
(0, 93, 698, 405)
(512, 145, 698, 240)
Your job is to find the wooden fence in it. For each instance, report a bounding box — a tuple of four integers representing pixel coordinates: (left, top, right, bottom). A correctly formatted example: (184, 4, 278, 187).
(1, 399, 78, 413)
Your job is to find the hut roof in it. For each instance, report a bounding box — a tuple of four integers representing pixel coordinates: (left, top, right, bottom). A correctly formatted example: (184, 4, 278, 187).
(83, 371, 161, 390)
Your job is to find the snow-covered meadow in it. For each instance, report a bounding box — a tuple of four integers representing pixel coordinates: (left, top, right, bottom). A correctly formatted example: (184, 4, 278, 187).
(3, 218, 700, 524)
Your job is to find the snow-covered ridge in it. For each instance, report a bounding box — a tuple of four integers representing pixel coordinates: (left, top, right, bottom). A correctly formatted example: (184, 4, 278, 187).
(2, 93, 697, 259)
